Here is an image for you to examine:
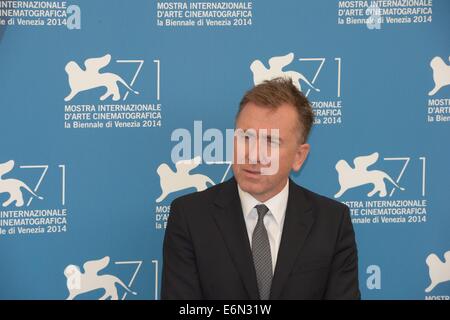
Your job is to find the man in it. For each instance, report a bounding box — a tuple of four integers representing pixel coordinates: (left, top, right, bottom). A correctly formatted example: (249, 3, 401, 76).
(161, 78, 360, 299)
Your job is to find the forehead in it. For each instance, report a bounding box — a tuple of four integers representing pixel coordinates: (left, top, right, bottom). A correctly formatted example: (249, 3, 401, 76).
(236, 102, 299, 132)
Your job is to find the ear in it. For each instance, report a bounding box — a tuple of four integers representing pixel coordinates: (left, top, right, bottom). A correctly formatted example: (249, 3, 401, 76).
(292, 143, 310, 172)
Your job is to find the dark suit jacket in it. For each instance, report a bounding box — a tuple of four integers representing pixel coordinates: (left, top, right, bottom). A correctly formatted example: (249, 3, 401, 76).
(161, 177, 360, 300)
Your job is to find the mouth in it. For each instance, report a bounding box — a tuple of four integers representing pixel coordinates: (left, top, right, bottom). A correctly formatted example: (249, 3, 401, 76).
(242, 167, 261, 177)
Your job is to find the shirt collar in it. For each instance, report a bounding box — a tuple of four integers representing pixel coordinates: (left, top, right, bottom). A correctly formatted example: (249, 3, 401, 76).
(237, 179, 289, 226)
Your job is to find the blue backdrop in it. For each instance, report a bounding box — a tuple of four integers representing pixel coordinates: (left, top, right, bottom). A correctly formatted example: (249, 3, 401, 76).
(0, 0, 449, 299)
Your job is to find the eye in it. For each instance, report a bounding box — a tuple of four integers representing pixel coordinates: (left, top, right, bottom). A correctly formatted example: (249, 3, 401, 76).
(244, 132, 256, 140)
(267, 137, 280, 147)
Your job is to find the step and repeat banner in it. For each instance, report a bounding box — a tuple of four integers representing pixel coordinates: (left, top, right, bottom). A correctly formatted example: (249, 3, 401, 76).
(0, 0, 449, 300)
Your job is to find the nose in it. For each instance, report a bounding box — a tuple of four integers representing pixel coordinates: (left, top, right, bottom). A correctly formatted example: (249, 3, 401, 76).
(247, 136, 259, 164)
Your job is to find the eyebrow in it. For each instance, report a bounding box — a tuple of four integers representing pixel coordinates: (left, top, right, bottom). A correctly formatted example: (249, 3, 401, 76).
(237, 128, 283, 143)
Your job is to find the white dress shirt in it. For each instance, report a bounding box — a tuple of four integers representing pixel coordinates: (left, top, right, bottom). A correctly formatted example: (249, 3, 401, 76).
(237, 179, 289, 273)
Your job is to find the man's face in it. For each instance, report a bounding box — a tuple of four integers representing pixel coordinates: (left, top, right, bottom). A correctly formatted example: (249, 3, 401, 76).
(232, 102, 310, 202)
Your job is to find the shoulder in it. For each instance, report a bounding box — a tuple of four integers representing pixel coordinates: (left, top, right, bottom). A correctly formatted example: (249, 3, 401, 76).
(169, 178, 235, 217)
(290, 180, 350, 223)
(300, 185, 348, 212)
(171, 179, 229, 206)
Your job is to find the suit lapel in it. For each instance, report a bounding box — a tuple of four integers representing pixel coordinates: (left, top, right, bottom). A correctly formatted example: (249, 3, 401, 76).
(212, 178, 259, 299)
(270, 179, 314, 299)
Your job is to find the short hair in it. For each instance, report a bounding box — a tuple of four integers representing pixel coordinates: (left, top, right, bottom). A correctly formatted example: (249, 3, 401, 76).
(236, 77, 314, 143)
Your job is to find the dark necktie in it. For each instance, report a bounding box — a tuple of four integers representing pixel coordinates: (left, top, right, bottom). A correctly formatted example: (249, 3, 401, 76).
(252, 204, 273, 300)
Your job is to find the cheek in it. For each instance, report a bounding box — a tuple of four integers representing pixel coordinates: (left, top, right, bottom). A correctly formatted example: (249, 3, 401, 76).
(233, 138, 249, 163)
(275, 147, 297, 170)
(231, 163, 239, 175)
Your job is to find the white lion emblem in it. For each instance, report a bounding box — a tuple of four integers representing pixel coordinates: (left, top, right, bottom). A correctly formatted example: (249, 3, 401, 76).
(156, 156, 214, 203)
(334, 152, 405, 198)
(64, 54, 139, 101)
(250, 52, 320, 93)
(425, 250, 450, 293)
(64, 256, 137, 300)
(428, 56, 450, 96)
(0, 160, 43, 207)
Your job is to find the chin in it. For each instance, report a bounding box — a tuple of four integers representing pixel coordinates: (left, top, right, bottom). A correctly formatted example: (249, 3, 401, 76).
(236, 178, 267, 195)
